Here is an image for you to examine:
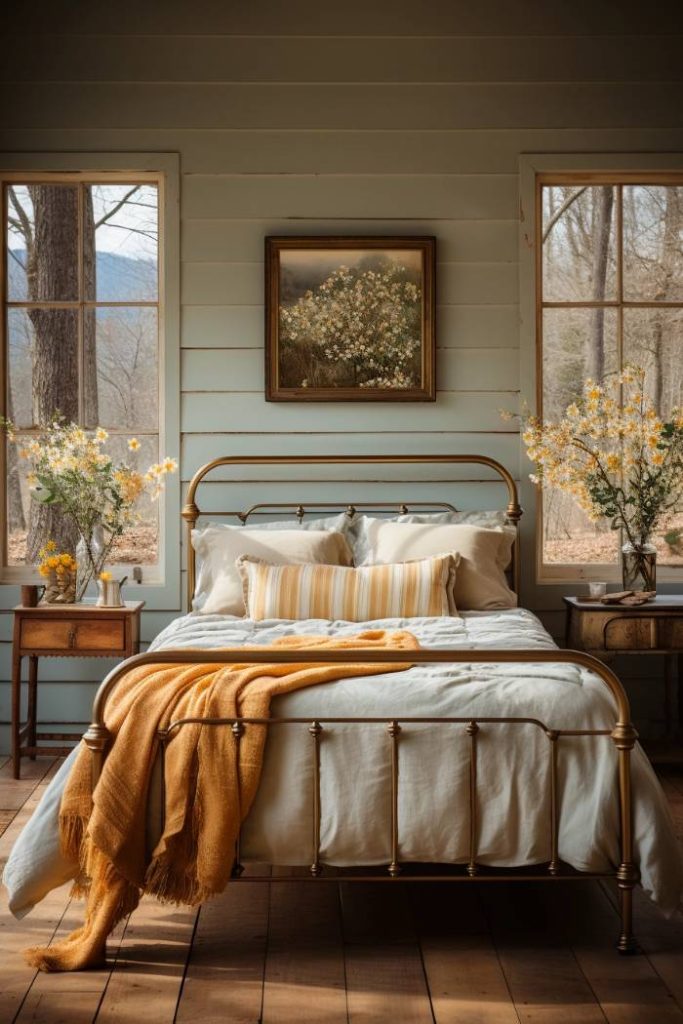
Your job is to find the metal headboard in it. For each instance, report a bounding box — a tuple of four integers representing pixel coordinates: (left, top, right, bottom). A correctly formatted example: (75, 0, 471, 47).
(181, 454, 523, 606)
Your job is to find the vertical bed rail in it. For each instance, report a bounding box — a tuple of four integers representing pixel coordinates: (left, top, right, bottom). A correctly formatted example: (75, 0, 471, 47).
(466, 721, 480, 877)
(309, 721, 323, 876)
(548, 730, 560, 876)
(387, 721, 401, 877)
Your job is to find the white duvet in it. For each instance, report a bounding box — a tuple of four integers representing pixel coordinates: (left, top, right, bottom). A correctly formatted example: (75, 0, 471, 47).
(4, 609, 682, 918)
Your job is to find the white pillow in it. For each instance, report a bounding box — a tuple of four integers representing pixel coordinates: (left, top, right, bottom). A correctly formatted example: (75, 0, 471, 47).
(348, 510, 515, 564)
(192, 526, 353, 616)
(356, 519, 516, 611)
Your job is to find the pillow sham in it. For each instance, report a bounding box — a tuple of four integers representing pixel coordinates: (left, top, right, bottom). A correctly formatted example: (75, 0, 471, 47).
(348, 510, 515, 565)
(192, 527, 352, 616)
(238, 553, 458, 622)
(396, 510, 513, 528)
(355, 519, 516, 610)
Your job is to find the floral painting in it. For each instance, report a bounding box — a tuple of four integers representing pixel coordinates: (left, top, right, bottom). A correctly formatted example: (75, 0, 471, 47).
(265, 237, 435, 401)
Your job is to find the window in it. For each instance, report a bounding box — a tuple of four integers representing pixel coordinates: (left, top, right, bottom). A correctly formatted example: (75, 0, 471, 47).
(535, 171, 683, 581)
(2, 172, 165, 576)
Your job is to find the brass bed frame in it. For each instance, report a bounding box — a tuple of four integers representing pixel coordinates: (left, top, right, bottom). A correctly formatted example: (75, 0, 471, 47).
(84, 454, 640, 953)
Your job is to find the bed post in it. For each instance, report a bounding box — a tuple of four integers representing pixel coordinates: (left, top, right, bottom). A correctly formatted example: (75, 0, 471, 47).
(612, 720, 640, 954)
(83, 722, 110, 788)
(181, 499, 200, 609)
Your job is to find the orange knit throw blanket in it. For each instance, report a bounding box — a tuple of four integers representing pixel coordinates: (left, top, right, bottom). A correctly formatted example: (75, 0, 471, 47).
(26, 630, 418, 972)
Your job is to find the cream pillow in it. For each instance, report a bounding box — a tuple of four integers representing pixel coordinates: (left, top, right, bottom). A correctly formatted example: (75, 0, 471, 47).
(238, 553, 458, 622)
(192, 527, 352, 616)
(358, 519, 516, 610)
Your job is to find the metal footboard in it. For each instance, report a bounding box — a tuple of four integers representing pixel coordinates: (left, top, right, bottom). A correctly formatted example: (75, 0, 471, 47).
(84, 646, 640, 954)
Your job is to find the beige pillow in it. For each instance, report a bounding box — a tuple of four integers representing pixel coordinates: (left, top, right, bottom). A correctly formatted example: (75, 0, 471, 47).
(192, 528, 352, 616)
(359, 520, 516, 610)
(238, 553, 458, 622)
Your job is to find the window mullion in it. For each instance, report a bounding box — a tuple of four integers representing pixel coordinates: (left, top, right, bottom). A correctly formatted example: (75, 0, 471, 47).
(616, 182, 625, 564)
(77, 182, 85, 426)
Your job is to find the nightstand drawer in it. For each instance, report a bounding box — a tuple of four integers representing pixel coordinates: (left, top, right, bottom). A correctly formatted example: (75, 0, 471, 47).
(20, 617, 125, 652)
(569, 611, 659, 651)
(603, 615, 658, 651)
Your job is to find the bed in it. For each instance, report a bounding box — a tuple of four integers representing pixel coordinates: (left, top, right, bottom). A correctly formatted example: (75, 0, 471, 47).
(4, 453, 683, 956)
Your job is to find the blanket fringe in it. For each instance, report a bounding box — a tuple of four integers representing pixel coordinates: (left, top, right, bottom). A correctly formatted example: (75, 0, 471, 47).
(25, 853, 139, 973)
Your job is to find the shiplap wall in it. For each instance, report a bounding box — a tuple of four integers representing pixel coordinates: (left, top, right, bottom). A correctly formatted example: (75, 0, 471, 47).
(2, 0, 683, 747)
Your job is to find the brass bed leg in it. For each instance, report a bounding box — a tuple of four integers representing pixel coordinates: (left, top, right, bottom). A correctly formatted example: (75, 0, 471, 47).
(83, 723, 111, 788)
(617, 870, 638, 955)
(612, 722, 640, 954)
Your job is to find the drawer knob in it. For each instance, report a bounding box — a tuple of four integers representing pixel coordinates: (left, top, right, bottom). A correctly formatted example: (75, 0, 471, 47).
(68, 627, 77, 649)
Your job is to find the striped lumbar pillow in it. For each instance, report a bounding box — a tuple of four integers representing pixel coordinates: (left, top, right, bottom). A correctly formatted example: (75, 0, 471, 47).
(237, 553, 458, 622)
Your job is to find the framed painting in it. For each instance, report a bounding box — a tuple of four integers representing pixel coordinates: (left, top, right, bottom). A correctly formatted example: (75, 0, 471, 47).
(265, 236, 436, 402)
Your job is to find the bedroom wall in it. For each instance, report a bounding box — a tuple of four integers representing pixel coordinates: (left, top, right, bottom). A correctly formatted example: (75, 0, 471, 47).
(1, 0, 683, 749)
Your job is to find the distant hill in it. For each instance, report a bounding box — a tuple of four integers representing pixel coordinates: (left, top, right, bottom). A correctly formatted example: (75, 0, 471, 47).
(8, 249, 157, 302)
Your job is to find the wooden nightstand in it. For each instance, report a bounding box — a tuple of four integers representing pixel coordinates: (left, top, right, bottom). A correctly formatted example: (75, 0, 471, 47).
(564, 595, 683, 742)
(11, 600, 145, 779)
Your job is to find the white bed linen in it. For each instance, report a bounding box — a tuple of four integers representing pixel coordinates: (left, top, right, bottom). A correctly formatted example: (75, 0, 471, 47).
(4, 609, 682, 918)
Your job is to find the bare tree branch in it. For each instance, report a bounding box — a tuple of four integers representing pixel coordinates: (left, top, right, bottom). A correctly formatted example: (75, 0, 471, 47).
(542, 186, 589, 243)
(8, 186, 34, 249)
(94, 185, 141, 230)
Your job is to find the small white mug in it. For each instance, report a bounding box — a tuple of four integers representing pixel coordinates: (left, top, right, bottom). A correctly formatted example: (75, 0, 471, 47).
(588, 582, 607, 599)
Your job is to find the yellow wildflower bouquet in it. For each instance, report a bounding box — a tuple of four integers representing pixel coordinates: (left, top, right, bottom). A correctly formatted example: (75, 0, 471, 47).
(2, 418, 177, 600)
(38, 541, 77, 603)
(519, 366, 683, 585)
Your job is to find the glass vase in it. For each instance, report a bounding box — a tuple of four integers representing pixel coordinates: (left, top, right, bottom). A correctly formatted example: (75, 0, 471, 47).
(75, 523, 107, 602)
(621, 540, 657, 593)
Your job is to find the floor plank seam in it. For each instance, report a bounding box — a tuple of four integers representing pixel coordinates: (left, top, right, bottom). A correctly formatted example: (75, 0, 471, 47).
(408, 890, 438, 1024)
(258, 877, 272, 1024)
(10, 894, 75, 1024)
(567, 941, 611, 1024)
(336, 881, 351, 1024)
(171, 904, 202, 1024)
(475, 887, 523, 1024)
(91, 907, 135, 1023)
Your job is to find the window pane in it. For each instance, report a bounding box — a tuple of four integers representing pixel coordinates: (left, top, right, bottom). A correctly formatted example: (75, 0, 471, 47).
(542, 306, 618, 418)
(657, 512, 683, 569)
(623, 311, 683, 568)
(5, 432, 160, 567)
(7, 309, 34, 429)
(83, 307, 158, 430)
(543, 488, 619, 566)
(86, 184, 158, 301)
(106, 433, 159, 565)
(6, 184, 79, 301)
(7, 307, 79, 429)
(623, 185, 683, 302)
(541, 307, 618, 566)
(542, 185, 617, 302)
(623, 308, 683, 417)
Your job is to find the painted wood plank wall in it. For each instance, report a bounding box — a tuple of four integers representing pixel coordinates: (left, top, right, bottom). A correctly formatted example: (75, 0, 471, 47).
(1, 0, 682, 748)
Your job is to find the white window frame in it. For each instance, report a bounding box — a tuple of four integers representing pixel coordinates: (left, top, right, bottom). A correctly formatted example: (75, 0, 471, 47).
(519, 153, 683, 593)
(0, 153, 180, 611)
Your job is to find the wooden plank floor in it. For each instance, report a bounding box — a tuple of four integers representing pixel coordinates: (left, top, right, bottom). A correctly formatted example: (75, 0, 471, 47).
(1, 757, 682, 1024)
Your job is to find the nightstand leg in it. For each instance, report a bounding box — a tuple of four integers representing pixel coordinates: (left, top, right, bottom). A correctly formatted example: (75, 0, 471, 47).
(11, 650, 22, 780)
(27, 656, 38, 759)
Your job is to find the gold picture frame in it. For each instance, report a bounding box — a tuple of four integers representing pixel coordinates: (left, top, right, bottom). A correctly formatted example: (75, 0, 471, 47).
(265, 236, 436, 402)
